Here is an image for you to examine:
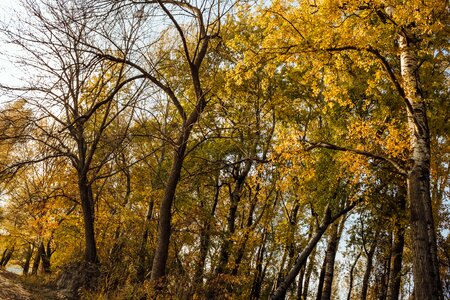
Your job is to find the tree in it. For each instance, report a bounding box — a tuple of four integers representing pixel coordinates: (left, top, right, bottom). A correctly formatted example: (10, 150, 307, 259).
(262, 1, 449, 298)
(1, 0, 144, 265)
(90, 0, 232, 285)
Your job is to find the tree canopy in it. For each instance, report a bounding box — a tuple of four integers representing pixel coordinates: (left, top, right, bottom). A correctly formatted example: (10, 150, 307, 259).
(0, 0, 449, 299)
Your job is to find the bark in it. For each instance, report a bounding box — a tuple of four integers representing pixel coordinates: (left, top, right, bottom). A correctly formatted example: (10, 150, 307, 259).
(399, 32, 442, 299)
(1, 247, 14, 267)
(149, 2, 211, 283)
(301, 249, 316, 300)
(150, 145, 186, 282)
(321, 217, 345, 300)
(316, 254, 327, 300)
(31, 243, 43, 275)
(22, 244, 34, 275)
(361, 232, 378, 300)
(0, 249, 7, 267)
(296, 265, 305, 300)
(78, 174, 98, 264)
(347, 251, 361, 300)
(40, 241, 51, 273)
(387, 219, 405, 300)
(250, 230, 268, 300)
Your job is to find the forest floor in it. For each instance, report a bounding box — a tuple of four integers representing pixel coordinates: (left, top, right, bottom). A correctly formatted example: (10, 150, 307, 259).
(0, 269, 68, 300)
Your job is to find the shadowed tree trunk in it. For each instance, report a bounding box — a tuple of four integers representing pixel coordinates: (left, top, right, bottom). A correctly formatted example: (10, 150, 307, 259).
(22, 244, 34, 275)
(321, 216, 346, 300)
(296, 265, 305, 300)
(347, 251, 361, 300)
(31, 242, 43, 275)
(387, 194, 406, 300)
(250, 229, 268, 300)
(194, 175, 220, 286)
(1, 247, 14, 267)
(40, 241, 51, 273)
(77, 172, 98, 264)
(361, 230, 379, 300)
(301, 246, 317, 300)
(316, 254, 327, 300)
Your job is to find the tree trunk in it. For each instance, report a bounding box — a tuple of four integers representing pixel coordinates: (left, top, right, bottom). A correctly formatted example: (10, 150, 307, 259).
(316, 253, 327, 300)
(137, 193, 155, 282)
(78, 174, 98, 264)
(214, 159, 253, 277)
(250, 230, 268, 300)
(321, 217, 345, 300)
(387, 218, 405, 300)
(301, 248, 316, 300)
(399, 31, 442, 300)
(296, 265, 305, 300)
(31, 243, 43, 275)
(23, 244, 34, 275)
(1, 247, 14, 267)
(150, 144, 186, 283)
(361, 234, 378, 300)
(194, 178, 220, 285)
(40, 241, 51, 273)
(347, 251, 361, 300)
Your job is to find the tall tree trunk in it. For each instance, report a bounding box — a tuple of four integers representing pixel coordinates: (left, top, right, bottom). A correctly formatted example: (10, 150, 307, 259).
(321, 217, 345, 300)
(31, 243, 43, 275)
(300, 249, 316, 300)
(399, 31, 442, 299)
(296, 265, 305, 300)
(251, 230, 268, 300)
(361, 233, 378, 300)
(150, 143, 186, 282)
(23, 244, 34, 275)
(194, 177, 220, 285)
(1, 247, 14, 267)
(387, 217, 405, 300)
(40, 241, 51, 273)
(347, 251, 361, 300)
(78, 174, 98, 264)
(316, 254, 327, 300)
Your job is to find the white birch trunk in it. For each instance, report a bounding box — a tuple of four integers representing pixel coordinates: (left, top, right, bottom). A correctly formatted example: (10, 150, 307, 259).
(399, 33, 442, 300)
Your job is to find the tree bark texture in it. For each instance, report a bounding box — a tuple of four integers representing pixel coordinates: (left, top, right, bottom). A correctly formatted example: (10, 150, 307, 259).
(399, 32, 442, 300)
(361, 233, 378, 300)
(347, 251, 361, 300)
(387, 194, 406, 300)
(22, 244, 34, 275)
(321, 217, 345, 300)
(78, 174, 98, 264)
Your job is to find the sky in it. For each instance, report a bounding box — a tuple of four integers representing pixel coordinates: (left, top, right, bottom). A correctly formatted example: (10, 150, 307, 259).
(0, 0, 25, 103)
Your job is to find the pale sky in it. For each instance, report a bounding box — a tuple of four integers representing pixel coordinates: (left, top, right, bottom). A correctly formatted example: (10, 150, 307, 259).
(0, 0, 25, 104)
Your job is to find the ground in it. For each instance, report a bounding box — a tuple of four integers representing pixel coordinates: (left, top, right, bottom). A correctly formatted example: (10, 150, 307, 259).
(0, 269, 68, 300)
